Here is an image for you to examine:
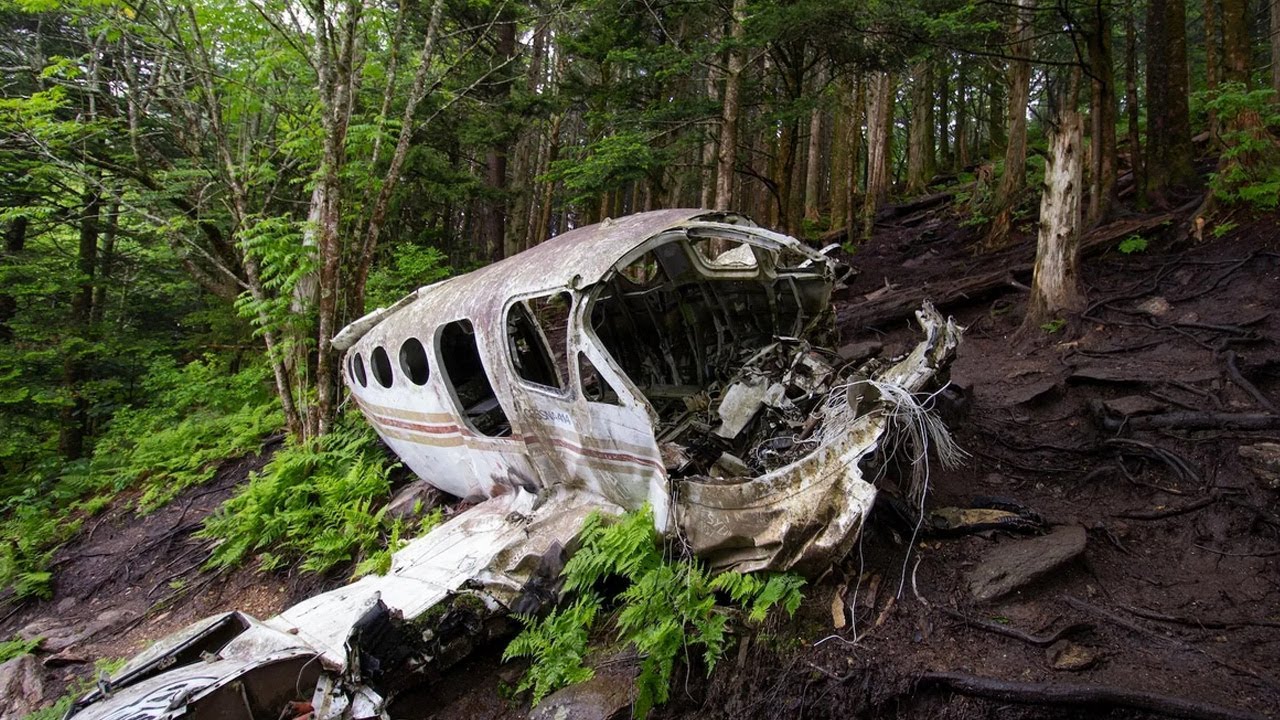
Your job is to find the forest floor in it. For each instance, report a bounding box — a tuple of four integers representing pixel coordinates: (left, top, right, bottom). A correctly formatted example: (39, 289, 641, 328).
(6, 195, 1279, 720)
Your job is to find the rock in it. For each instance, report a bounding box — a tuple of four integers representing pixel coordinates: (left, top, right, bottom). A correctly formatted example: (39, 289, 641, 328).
(384, 481, 442, 522)
(1102, 395, 1166, 417)
(0, 655, 48, 720)
(19, 607, 137, 653)
(836, 340, 883, 365)
(1135, 296, 1171, 316)
(968, 525, 1087, 602)
(1045, 640, 1099, 671)
(1239, 443, 1280, 490)
(530, 668, 637, 720)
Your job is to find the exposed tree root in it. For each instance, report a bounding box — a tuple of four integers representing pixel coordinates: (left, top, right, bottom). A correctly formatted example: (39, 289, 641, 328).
(917, 671, 1266, 720)
(936, 606, 1091, 646)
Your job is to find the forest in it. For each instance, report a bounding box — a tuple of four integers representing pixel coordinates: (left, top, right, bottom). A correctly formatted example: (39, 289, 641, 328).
(1, 0, 1279, 717)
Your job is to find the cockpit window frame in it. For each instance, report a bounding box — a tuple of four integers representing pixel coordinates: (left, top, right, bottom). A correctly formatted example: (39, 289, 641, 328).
(502, 289, 575, 400)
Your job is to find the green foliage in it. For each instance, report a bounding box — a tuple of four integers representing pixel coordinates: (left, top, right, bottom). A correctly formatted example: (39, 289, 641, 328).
(364, 244, 451, 309)
(1201, 83, 1280, 210)
(1212, 220, 1239, 238)
(546, 132, 660, 205)
(200, 412, 405, 576)
(1040, 318, 1067, 334)
(504, 507, 805, 717)
(1118, 235, 1148, 254)
(89, 356, 283, 511)
(0, 357, 279, 598)
(0, 635, 40, 663)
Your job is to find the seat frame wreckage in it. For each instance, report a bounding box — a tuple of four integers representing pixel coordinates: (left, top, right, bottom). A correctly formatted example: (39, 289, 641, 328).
(65, 209, 962, 720)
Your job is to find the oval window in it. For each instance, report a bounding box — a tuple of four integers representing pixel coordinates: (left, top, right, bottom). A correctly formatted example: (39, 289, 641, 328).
(351, 353, 368, 387)
(371, 346, 394, 388)
(399, 337, 430, 385)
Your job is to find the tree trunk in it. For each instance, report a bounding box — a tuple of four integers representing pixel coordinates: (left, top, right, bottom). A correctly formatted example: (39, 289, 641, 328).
(0, 217, 28, 343)
(1086, 0, 1118, 226)
(1023, 110, 1085, 332)
(829, 78, 851, 227)
(701, 61, 720, 208)
(804, 71, 825, 223)
(91, 197, 120, 325)
(986, 65, 1007, 158)
(60, 188, 102, 460)
(1124, 3, 1143, 195)
(954, 60, 970, 171)
(907, 58, 936, 195)
(986, 0, 1036, 249)
(1144, 0, 1194, 205)
(715, 0, 747, 211)
(1205, 0, 1222, 142)
(861, 71, 895, 240)
(1271, 0, 1280, 101)
(1221, 0, 1249, 85)
(938, 56, 951, 169)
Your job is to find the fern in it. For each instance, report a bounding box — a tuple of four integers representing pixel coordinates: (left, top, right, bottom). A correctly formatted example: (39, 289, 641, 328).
(504, 506, 805, 717)
(0, 634, 40, 663)
(199, 411, 411, 577)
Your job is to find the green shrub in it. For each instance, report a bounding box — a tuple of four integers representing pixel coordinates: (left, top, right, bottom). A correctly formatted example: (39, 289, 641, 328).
(1201, 83, 1280, 210)
(504, 506, 805, 717)
(0, 356, 280, 598)
(200, 412, 409, 576)
(1118, 235, 1148, 254)
(0, 634, 40, 663)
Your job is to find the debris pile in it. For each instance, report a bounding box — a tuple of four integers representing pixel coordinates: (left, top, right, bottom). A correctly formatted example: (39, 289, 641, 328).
(657, 338, 892, 479)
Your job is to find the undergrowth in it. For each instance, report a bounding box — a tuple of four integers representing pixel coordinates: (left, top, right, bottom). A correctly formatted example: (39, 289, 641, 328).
(200, 411, 427, 577)
(0, 356, 280, 599)
(503, 506, 805, 717)
(0, 634, 40, 663)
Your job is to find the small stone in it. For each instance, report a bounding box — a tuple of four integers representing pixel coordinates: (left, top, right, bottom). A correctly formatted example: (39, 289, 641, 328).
(1136, 296, 1171, 316)
(968, 525, 1088, 602)
(1045, 640, 1099, 671)
(1239, 443, 1280, 490)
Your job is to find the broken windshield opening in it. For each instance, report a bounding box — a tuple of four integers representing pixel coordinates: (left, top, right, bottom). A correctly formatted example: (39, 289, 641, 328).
(585, 231, 855, 479)
(439, 319, 511, 437)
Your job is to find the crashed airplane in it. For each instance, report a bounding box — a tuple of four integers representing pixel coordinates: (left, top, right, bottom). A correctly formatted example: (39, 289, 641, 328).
(65, 209, 961, 720)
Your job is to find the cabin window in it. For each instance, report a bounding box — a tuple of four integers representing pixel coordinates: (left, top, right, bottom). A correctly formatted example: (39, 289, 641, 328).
(350, 353, 368, 387)
(577, 352, 621, 406)
(371, 346, 394, 388)
(399, 337, 430, 385)
(507, 292, 571, 391)
(439, 319, 511, 437)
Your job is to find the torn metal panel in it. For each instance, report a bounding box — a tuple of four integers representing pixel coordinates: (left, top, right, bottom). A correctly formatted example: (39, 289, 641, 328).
(68, 211, 961, 720)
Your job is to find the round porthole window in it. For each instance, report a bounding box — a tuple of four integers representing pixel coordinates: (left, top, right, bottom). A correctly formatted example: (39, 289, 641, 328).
(371, 346, 394, 388)
(399, 337, 430, 385)
(351, 353, 368, 387)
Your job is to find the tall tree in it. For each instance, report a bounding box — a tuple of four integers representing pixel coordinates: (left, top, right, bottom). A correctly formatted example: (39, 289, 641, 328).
(1144, 0, 1194, 204)
(985, 0, 1036, 249)
(906, 57, 936, 194)
(715, 0, 748, 211)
